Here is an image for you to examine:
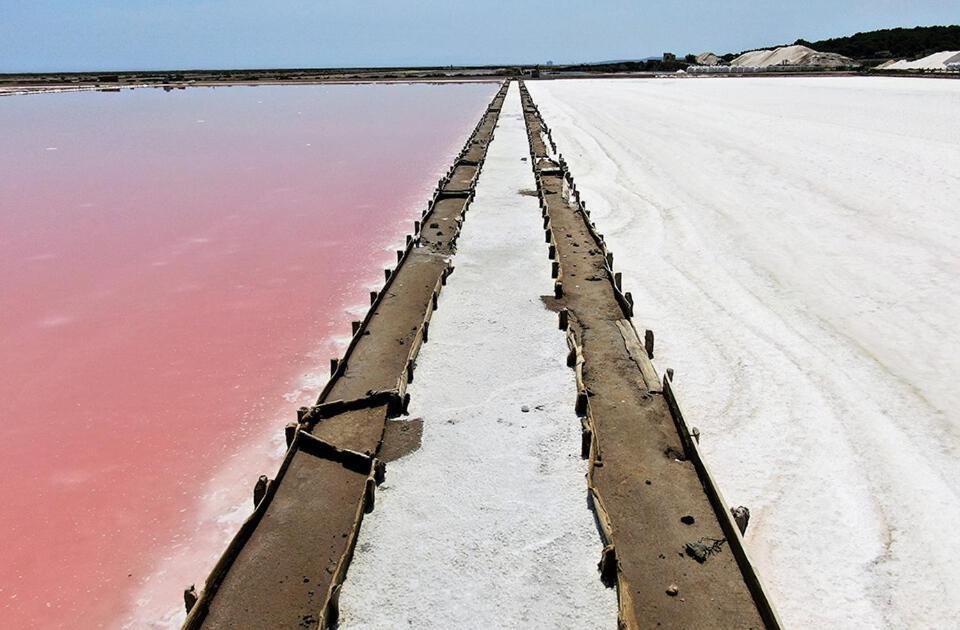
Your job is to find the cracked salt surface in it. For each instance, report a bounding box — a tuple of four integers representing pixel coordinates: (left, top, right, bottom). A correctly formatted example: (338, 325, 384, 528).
(338, 84, 617, 629)
(528, 76, 960, 629)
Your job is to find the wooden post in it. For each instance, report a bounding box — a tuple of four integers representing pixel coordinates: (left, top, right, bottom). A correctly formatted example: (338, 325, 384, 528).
(575, 391, 588, 415)
(364, 477, 376, 513)
(253, 475, 269, 507)
(731, 506, 750, 535)
(184, 586, 198, 615)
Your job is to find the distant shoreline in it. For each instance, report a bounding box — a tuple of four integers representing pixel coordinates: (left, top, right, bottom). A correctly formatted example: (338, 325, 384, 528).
(1, 65, 954, 95)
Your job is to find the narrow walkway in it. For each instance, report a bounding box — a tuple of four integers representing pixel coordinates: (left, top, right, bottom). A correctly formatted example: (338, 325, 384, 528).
(338, 84, 617, 628)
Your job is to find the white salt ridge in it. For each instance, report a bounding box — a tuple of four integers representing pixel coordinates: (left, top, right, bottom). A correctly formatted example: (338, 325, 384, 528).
(528, 77, 960, 629)
(886, 50, 960, 70)
(338, 84, 617, 628)
(731, 44, 854, 68)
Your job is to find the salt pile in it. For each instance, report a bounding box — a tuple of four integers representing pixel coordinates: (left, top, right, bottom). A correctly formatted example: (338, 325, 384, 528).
(884, 50, 960, 70)
(730, 44, 854, 68)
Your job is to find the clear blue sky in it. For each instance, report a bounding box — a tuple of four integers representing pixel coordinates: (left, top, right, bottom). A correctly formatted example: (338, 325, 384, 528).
(1, 0, 958, 72)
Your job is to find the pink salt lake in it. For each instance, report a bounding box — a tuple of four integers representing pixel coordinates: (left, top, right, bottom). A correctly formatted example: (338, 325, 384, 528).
(0, 82, 496, 628)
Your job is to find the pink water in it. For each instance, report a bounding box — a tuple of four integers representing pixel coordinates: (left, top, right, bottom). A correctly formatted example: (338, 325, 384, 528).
(0, 82, 496, 628)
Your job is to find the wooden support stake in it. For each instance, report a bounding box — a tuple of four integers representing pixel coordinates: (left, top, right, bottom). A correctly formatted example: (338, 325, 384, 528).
(253, 475, 269, 507)
(598, 545, 618, 588)
(731, 506, 750, 535)
(184, 586, 198, 615)
(575, 391, 588, 416)
(330, 358, 339, 375)
(364, 477, 376, 514)
(644, 329, 655, 359)
(558, 308, 568, 330)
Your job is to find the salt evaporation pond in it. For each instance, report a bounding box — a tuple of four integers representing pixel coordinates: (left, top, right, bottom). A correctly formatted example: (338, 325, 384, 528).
(527, 77, 960, 628)
(0, 82, 496, 628)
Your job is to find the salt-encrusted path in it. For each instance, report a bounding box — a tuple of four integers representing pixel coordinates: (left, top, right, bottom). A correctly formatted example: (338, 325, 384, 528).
(337, 83, 617, 628)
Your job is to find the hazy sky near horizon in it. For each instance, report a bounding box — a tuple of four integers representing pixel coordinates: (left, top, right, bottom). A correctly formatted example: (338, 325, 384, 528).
(1, 0, 958, 72)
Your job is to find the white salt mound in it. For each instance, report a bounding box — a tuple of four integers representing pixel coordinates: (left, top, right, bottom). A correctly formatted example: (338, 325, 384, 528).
(885, 50, 960, 70)
(730, 44, 854, 68)
(695, 52, 720, 66)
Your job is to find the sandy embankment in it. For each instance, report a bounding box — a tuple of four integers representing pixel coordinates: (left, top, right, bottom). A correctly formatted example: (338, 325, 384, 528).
(337, 84, 617, 628)
(528, 77, 960, 628)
